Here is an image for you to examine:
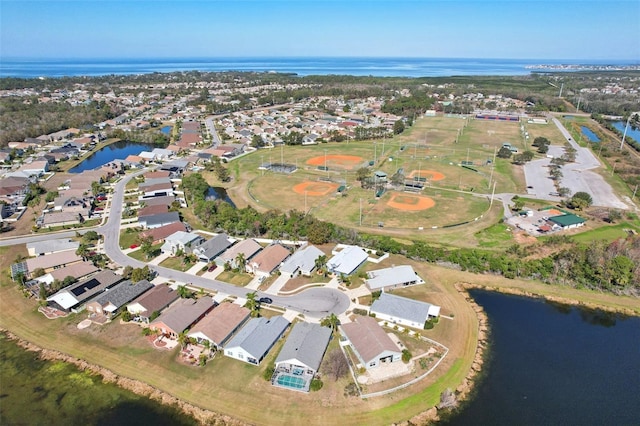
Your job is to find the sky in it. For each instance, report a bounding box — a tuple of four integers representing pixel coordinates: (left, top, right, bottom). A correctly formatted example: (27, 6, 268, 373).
(1, 0, 639, 60)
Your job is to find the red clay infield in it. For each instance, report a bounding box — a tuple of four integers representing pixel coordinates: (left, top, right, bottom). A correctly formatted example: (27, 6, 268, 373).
(407, 170, 445, 181)
(293, 181, 340, 196)
(387, 193, 436, 211)
(306, 154, 364, 170)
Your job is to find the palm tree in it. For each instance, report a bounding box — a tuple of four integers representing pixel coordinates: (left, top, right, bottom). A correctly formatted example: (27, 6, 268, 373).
(76, 243, 90, 261)
(314, 254, 327, 275)
(235, 252, 247, 271)
(177, 331, 189, 349)
(320, 313, 340, 335)
(244, 291, 260, 317)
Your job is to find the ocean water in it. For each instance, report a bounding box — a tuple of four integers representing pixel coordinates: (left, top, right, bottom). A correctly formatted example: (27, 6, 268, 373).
(0, 57, 635, 78)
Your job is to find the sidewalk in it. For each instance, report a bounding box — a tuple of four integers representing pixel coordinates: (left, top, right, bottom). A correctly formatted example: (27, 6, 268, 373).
(263, 274, 290, 295)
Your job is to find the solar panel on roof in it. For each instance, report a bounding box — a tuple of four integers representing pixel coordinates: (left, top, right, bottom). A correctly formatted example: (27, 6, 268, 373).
(70, 278, 100, 296)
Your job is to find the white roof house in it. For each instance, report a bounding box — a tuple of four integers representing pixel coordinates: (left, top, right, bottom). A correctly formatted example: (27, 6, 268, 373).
(27, 238, 79, 257)
(327, 245, 368, 276)
(224, 316, 289, 365)
(370, 292, 440, 329)
(365, 265, 424, 291)
(279, 245, 325, 277)
(160, 231, 205, 255)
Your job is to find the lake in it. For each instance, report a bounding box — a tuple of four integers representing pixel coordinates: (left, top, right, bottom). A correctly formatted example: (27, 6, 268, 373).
(0, 333, 197, 426)
(206, 186, 236, 208)
(580, 126, 600, 142)
(68, 141, 152, 173)
(611, 121, 640, 142)
(441, 290, 640, 425)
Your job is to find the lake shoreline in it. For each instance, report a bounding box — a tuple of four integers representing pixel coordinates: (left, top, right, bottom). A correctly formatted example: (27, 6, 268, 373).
(0, 328, 248, 426)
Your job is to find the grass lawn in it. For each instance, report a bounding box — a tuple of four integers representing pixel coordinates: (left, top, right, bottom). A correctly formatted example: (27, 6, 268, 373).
(570, 221, 640, 244)
(119, 228, 141, 249)
(474, 222, 515, 248)
(128, 243, 162, 261)
(159, 256, 195, 272)
(215, 270, 254, 286)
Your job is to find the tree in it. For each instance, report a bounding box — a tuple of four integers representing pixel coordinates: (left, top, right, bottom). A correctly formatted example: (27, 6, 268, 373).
(244, 291, 260, 317)
(402, 349, 412, 363)
(177, 285, 194, 299)
(82, 230, 100, 243)
(138, 235, 154, 260)
(235, 252, 247, 271)
(497, 147, 512, 159)
(76, 243, 90, 260)
(91, 181, 103, 197)
(320, 313, 340, 334)
(122, 265, 133, 279)
(607, 209, 622, 223)
(537, 144, 549, 154)
(131, 266, 151, 282)
(393, 119, 405, 135)
(521, 150, 535, 162)
(32, 267, 45, 278)
(356, 167, 372, 187)
(532, 137, 550, 147)
(177, 331, 189, 349)
(314, 254, 328, 275)
(568, 192, 593, 210)
(251, 134, 265, 148)
(322, 349, 348, 381)
(39, 282, 47, 300)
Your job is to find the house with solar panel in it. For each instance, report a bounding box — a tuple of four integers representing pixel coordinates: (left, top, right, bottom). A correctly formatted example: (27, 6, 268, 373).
(224, 316, 289, 365)
(370, 292, 440, 329)
(85, 279, 154, 319)
(46, 270, 123, 313)
(271, 322, 332, 392)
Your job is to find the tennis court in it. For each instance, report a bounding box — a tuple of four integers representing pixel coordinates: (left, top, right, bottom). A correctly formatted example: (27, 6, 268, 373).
(276, 373, 307, 390)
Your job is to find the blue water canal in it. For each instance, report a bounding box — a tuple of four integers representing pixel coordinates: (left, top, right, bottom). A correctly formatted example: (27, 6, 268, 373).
(441, 290, 640, 425)
(612, 121, 640, 141)
(68, 141, 152, 173)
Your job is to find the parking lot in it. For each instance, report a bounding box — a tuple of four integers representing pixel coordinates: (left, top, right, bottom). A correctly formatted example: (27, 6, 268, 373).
(505, 208, 563, 236)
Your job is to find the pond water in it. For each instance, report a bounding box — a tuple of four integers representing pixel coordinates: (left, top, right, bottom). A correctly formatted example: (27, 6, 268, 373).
(0, 333, 196, 426)
(161, 126, 172, 135)
(68, 141, 151, 173)
(441, 290, 640, 425)
(580, 126, 600, 142)
(206, 186, 236, 208)
(611, 120, 640, 142)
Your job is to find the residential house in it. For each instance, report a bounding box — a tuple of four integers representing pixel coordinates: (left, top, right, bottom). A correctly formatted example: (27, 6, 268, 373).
(370, 292, 440, 329)
(327, 245, 368, 276)
(272, 322, 331, 392)
(365, 265, 424, 292)
(138, 211, 181, 229)
(26, 238, 79, 257)
(160, 231, 205, 255)
(224, 316, 289, 365)
(188, 302, 251, 349)
(24, 251, 83, 277)
(279, 245, 325, 277)
(150, 296, 215, 338)
(340, 316, 402, 370)
(16, 160, 49, 177)
(0, 176, 30, 204)
(140, 195, 175, 207)
(139, 221, 188, 244)
(217, 238, 262, 268)
(35, 261, 99, 286)
(86, 280, 153, 318)
(143, 170, 171, 180)
(247, 244, 290, 276)
(127, 284, 179, 323)
(137, 204, 169, 218)
(192, 233, 234, 263)
(46, 270, 123, 312)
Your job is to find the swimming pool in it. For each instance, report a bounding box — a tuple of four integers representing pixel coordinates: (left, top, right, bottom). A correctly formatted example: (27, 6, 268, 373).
(276, 374, 306, 390)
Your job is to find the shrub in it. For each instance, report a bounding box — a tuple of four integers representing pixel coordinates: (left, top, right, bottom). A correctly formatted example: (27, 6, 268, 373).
(344, 383, 359, 397)
(310, 379, 323, 392)
(352, 308, 369, 316)
(263, 365, 275, 381)
(121, 310, 132, 322)
(402, 349, 412, 363)
(424, 321, 434, 330)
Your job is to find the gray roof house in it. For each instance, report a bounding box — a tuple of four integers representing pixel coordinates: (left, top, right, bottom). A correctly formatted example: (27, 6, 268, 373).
(47, 270, 123, 312)
(160, 231, 205, 255)
(150, 296, 215, 337)
(279, 245, 325, 277)
(272, 322, 332, 392)
(224, 316, 289, 365)
(327, 245, 368, 276)
(86, 279, 153, 317)
(365, 265, 424, 291)
(139, 211, 181, 229)
(340, 316, 402, 370)
(370, 292, 440, 329)
(217, 238, 262, 267)
(192, 233, 234, 262)
(27, 238, 79, 257)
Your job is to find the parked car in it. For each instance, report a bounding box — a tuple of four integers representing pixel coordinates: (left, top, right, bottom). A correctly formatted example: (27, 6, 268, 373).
(208, 265, 217, 272)
(258, 297, 273, 304)
(129, 244, 138, 249)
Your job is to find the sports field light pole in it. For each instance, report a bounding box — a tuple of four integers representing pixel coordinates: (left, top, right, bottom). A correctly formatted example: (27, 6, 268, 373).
(324, 149, 329, 178)
(359, 198, 363, 226)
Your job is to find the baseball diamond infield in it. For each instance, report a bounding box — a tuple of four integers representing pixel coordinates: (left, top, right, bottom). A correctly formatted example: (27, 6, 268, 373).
(407, 170, 446, 181)
(306, 154, 364, 169)
(387, 193, 436, 211)
(293, 181, 340, 196)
